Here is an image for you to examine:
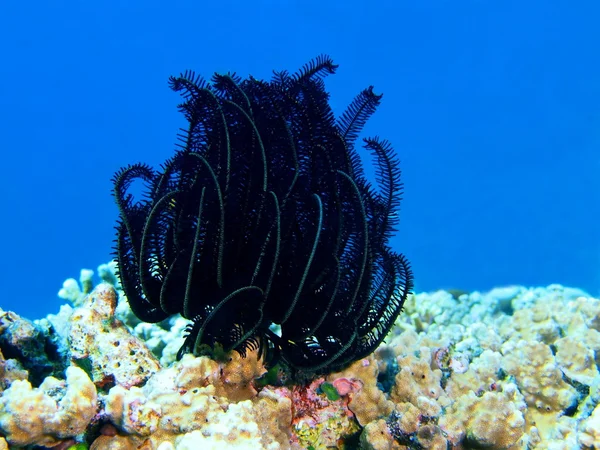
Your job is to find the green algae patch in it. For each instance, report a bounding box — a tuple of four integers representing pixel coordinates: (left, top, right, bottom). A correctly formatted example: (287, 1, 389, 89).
(320, 381, 340, 401)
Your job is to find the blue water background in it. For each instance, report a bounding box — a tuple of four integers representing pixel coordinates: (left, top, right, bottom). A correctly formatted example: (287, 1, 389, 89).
(1, 1, 599, 319)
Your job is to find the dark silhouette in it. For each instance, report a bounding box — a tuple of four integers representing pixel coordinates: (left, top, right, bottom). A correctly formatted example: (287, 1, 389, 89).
(112, 55, 413, 380)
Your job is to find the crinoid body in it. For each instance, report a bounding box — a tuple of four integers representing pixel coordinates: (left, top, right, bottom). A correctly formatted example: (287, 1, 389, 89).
(112, 55, 413, 380)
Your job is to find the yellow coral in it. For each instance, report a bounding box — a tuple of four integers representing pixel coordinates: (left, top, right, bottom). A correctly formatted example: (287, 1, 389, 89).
(217, 349, 267, 401)
(555, 336, 598, 385)
(444, 350, 503, 399)
(500, 303, 561, 344)
(105, 385, 163, 436)
(439, 390, 526, 449)
(565, 296, 600, 333)
(328, 356, 394, 426)
(502, 340, 578, 414)
(254, 388, 293, 449)
(0, 348, 28, 393)
(100, 353, 291, 449)
(174, 353, 221, 389)
(0, 366, 97, 447)
(359, 419, 399, 450)
(579, 404, 600, 448)
(90, 434, 144, 449)
(390, 347, 448, 417)
(391, 402, 421, 435)
(294, 410, 359, 449)
(68, 284, 160, 388)
(174, 400, 265, 449)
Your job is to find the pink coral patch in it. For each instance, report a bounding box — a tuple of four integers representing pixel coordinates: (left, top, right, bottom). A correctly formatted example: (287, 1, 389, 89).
(332, 377, 362, 396)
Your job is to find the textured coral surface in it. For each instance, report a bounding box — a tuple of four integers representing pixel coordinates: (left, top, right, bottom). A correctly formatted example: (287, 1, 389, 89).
(0, 272, 599, 449)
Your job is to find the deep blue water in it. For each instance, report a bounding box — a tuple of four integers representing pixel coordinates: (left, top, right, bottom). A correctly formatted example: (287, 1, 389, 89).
(1, 0, 599, 319)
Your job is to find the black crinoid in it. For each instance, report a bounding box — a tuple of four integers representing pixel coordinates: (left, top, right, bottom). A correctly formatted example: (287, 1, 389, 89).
(112, 55, 413, 381)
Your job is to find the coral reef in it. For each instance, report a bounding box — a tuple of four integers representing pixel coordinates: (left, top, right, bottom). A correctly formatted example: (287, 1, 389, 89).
(0, 350, 27, 395)
(439, 388, 526, 448)
(328, 356, 394, 426)
(98, 354, 290, 448)
(2, 262, 600, 449)
(0, 308, 65, 386)
(68, 284, 160, 389)
(0, 366, 96, 447)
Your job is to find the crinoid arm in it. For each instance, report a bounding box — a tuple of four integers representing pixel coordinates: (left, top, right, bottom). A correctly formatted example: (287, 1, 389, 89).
(112, 55, 413, 381)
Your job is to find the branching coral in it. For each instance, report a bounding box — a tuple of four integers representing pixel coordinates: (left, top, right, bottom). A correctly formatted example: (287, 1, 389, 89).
(112, 55, 412, 380)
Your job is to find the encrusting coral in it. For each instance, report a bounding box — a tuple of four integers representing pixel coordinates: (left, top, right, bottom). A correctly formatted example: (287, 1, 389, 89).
(327, 355, 394, 427)
(439, 388, 527, 448)
(98, 353, 291, 449)
(0, 308, 65, 387)
(0, 348, 27, 393)
(0, 366, 97, 447)
(580, 403, 600, 448)
(503, 340, 578, 415)
(68, 284, 160, 389)
(359, 419, 400, 450)
(1, 276, 600, 448)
